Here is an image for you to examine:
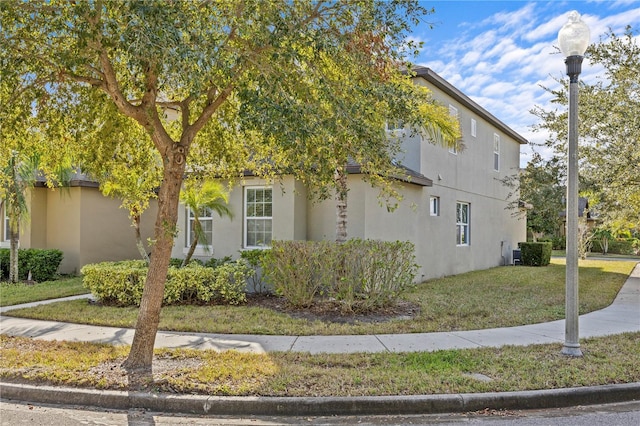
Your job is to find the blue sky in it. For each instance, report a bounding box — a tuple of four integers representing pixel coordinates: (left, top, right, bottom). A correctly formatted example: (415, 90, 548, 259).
(409, 1, 640, 166)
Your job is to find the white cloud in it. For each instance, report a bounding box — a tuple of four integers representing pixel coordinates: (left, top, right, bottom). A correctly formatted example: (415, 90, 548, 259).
(414, 1, 640, 166)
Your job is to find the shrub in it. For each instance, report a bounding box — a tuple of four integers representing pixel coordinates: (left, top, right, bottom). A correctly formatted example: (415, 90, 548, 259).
(0, 248, 64, 282)
(262, 241, 330, 307)
(551, 236, 566, 250)
(333, 239, 417, 312)
(262, 239, 417, 311)
(82, 260, 248, 306)
(609, 239, 637, 256)
(169, 257, 204, 268)
(204, 256, 232, 268)
(519, 242, 552, 266)
(211, 260, 251, 305)
(590, 238, 638, 255)
(81, 260, 147, 306)
(240, 249, 271, 294)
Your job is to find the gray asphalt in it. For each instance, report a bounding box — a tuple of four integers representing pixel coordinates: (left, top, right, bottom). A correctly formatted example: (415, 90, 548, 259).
(1, 261, 638, 416)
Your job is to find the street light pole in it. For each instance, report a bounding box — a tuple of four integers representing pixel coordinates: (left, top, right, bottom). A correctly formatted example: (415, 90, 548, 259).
(558, 11, 590, 357)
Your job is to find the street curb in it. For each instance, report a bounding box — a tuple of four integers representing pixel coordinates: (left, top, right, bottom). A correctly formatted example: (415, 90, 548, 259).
(1, 382, 639, 416)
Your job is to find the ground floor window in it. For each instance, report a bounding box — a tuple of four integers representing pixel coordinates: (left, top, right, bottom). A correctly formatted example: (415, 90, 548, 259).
(456, 202, 470, 246)
(244, 187, 272, 248)
(2, 206, 9, 242)
(186, 207, 214, 248)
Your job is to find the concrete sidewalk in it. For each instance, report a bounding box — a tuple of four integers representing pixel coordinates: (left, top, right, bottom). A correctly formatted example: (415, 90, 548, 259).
(1, 263, 638, 354)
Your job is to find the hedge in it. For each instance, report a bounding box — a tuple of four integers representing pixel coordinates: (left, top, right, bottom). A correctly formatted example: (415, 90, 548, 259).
(81, 260, 249, 306)
(591, 238, 639, 256)
(519, 242, 552, 266)
(0, 248, 64, 282)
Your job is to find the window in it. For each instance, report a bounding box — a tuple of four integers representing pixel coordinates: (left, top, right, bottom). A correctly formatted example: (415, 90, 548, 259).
(386, 120, 404, 132)
(456, 202, 470, 246)
(244, 187, 272, 248)
(449, 105, 459, 154)
(429, 196, 440, 216)
(471, 119, 477, 137)
(493, 133, 500, 171)
(186, 207, 214, 248)
(2, 206, 9, 242)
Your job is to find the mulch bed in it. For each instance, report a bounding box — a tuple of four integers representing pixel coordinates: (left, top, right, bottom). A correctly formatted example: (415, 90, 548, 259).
(245, 293, 420, 324)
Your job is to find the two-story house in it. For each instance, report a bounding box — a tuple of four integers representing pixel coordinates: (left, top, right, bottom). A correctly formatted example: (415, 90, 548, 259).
(169, 67, 527, 280)
(1, 67, 526, 280)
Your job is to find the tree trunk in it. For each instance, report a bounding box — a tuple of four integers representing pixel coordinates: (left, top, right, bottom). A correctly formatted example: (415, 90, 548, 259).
(122, 147, 186, 373)
(335, 167, 348, 243)
(9, 222, 19, 283)
(133, 215, 150, 263)
(181, 222, 199, 268)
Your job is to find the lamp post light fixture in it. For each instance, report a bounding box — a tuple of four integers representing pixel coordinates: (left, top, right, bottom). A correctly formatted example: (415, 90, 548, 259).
(558, 11, 590, 357)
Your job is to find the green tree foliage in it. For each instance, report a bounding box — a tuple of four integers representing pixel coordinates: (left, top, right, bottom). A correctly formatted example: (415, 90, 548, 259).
(531, 27, 640, 236)
(503, 152, 564, 240)
(1, 0, 457, 371)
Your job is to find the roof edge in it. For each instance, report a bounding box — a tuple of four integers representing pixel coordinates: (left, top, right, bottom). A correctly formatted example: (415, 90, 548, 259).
(410, 67, 528, 145)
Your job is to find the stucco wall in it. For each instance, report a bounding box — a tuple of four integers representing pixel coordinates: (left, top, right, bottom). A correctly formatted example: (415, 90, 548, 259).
(16, 186, 157, 275)
(43, 187, 82, 274)
(79, 188, 156, 269)
(172, 176, 305, 262)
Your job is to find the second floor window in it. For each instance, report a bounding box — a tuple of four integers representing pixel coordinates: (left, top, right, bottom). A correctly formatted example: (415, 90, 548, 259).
(493, 133, 500, 171)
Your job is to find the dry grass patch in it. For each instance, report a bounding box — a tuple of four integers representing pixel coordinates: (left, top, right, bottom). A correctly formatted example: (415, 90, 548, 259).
(2, 333, 639, 396)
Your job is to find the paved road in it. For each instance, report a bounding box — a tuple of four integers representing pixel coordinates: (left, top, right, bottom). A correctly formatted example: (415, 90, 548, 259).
(2, 400, 640, 425)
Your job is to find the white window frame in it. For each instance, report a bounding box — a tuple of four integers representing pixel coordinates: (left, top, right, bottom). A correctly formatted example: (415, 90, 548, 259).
(456, 202, 470, 246)
(244, 186, 273, 248)
(185, 206, 214, 251)
(493, 133, 500, 172)
(386, 120, 404, 132)
(429, 196, 440, 217)
(448, 105, 459, 154)
(471, 118, 477, 137)
(2, 206, 9, 243)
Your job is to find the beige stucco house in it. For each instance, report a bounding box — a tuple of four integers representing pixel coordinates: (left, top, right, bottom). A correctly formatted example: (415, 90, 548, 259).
(2, 67, 526, 280)
(0, 178, 157, 275)
(170, 67, 527, 280)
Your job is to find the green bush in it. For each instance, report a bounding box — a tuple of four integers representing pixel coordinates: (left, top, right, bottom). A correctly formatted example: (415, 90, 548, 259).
(204, 256, 232, 268)
(262, 241, 330, 307)
(551, 236, 566, 250)
(590, 238, 636, 255)
(333, 239, 417, 312)
(81, 260, 147, 306)
(81, 260, 248, 306)
(262, 239, 417, 311)
(519, 242, 552, 266)
(602, 239, 637, 256)
(211, 260, 251, 305)
(240, 249, 271, 294)
(169, 258, 204, 268)
(0, 248, 64, 282)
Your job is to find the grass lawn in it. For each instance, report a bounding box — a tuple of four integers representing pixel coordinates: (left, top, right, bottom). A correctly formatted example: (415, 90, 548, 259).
(0, 276, 89, 307)
(1, 332, 639, 396)
(3, 259, 637, 335)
